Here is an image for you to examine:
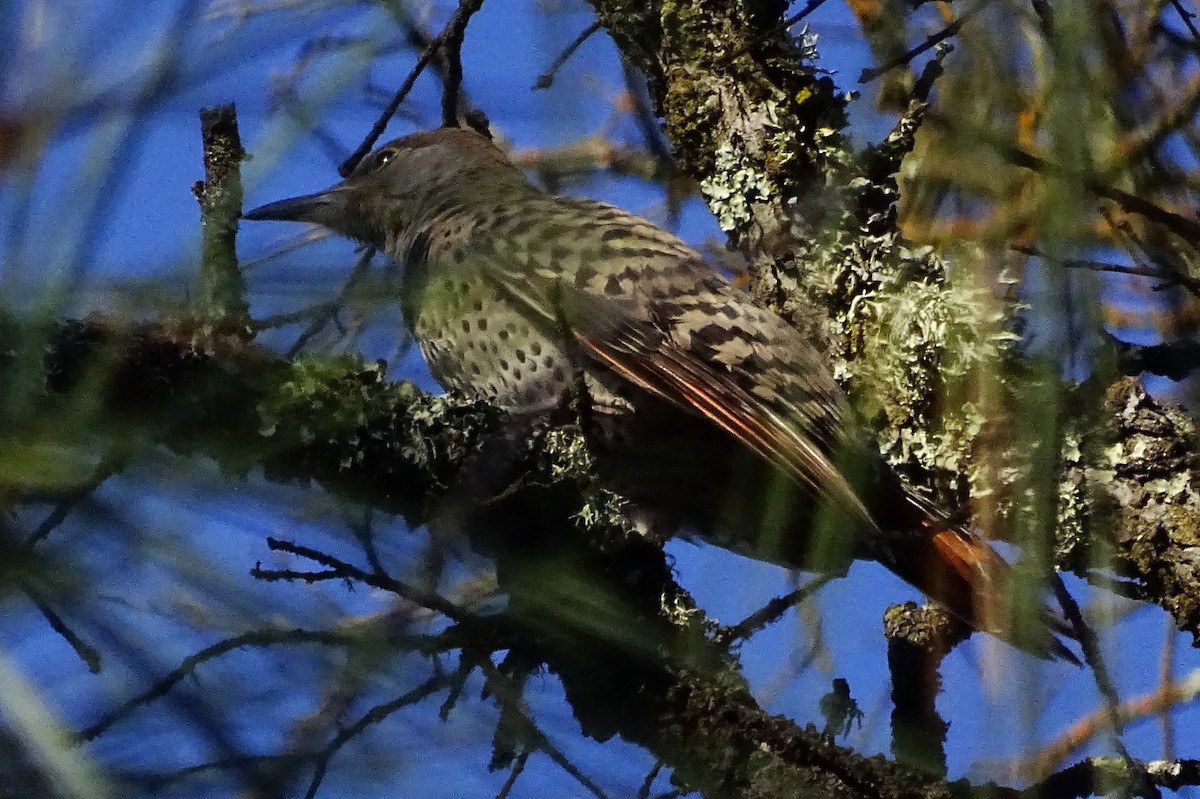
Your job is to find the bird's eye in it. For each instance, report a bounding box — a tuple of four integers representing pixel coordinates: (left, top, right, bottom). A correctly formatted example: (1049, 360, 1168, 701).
(355, 147, 397, 176)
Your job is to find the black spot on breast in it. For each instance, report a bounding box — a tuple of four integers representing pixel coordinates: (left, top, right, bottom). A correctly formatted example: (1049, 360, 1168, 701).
(576, 264, 599, 285)
(473, 299, 484, 312)
(477, 319, 488, 331)
(515, 349, 526, 363)
(499, 359, 509, 371)
(531, 341, 543, 357)
(499, 329, 510, 341)
(513, 368, 523, 381)
(695, 322, 740, 347)
(461, 319, 470, 333)
(470, 363, 481, 375)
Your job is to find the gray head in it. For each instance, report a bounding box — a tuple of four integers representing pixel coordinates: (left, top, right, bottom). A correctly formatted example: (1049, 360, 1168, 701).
(243, 127, 531, 247)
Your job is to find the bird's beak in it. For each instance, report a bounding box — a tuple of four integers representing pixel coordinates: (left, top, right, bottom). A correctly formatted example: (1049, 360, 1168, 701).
(242, 186, 349, 227)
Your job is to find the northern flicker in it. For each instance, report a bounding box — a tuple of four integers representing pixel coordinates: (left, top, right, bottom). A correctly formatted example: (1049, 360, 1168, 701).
(244, 127, 1076, 661)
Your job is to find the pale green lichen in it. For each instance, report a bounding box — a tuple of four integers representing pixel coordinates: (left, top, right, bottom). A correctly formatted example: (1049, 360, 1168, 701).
(700, 138, 775, 232)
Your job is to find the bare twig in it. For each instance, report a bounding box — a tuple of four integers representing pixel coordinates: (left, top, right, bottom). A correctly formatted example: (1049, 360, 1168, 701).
(440, 0, 485, 128)
(342, 0, 486, 175)
(261, 536, 467, 621)
(1017, 668, 1200, 780)
(27, 591, 101, 674)
(78, 628, 390, 741)
(193, 104, 250, 327)
(25, 452, 127, 546)
(720, 0, 831, 64)
(534, 20, 601, 89)
(477, 659, 612, 799)
(1170, 0, 1200, 42)
(284, 245, 377, 357)
(1051, 576, 1155, 798)
(716, 575, 831, 644)
(932, 116, 1200, 244)
(860, 5, 981, 84)
(1015, 244, 1200, 298)
(302, 672, 450, 799)
(496, 750, 530, 799)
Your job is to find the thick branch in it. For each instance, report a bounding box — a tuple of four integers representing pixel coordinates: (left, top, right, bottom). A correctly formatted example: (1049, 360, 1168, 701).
(18, 316, 952, 799)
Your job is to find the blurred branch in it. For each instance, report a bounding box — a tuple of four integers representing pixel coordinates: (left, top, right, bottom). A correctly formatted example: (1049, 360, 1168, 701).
(1105, 335, 1200, 381)
(859, 4, 979, 85)
(1017, 245, 1200, 298)
(24, 589, 101, 675)
(884, 603, 957, 778)
(6, 312, 1198, 794)
(14, 315, 965, 798)
(192, 104, 250, 329)
(1016, 668, 1200, 780)
(1050, 576, 1151, 796)
(930, 114, 1200, 244)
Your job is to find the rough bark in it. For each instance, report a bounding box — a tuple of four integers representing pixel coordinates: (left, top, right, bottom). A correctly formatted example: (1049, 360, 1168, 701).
(588, 0, 1200, 646)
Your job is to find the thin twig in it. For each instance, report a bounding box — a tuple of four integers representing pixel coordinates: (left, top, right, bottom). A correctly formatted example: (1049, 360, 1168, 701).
(262, 536, 467, 622)
(440, 0, 485, 128)
(534, 21, 601, 89)
(1014, 244, 1200, 297)
(340, 55, 435, 175)
(285, 245, 376, 357)
(496, 750, 531, 799)
(27, 592, 101, 673)
(638, 761, 665, 799)
(716, 575, 831, 644)
(25, 453, 127, 546)
(721, 0, 831, 64)
(1050, 575, 1155, 798)
(932, 116, 1200, 244)
(78, 628, 373, 741)
(341, 0, 486, 175)
(860, 4, 981, 83)
(302, 672, 449, 799)
(1170, 0, 1200, 42)
(477, 659, 611, 799)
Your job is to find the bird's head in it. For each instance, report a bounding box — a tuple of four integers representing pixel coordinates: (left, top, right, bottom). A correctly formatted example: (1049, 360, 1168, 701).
(243, 127, 529, 248)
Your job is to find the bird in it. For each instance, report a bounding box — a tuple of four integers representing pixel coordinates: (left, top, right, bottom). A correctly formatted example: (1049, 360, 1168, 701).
(243, 126, 1077, 661)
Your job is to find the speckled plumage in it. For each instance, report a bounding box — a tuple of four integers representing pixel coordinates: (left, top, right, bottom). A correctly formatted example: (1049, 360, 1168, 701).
(244, 128, 1076, 660)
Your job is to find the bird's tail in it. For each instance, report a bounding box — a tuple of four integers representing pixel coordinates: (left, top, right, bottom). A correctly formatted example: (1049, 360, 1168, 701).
(875, 489, 1080, 664)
